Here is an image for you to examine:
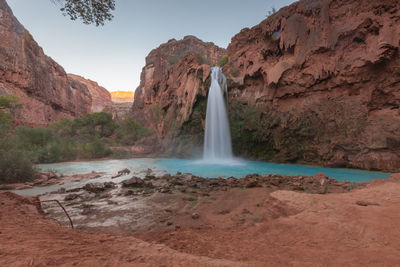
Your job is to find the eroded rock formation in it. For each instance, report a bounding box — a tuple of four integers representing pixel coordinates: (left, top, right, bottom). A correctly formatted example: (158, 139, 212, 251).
(111, 91, 135, 103)
(105, 91, 135, 120)
(223, 0, 400, 171)
(0, 0, 94, 125)
(0, 0, 114, 125)
(132, 0, 400, 172)
(68, 74, 112, 112)
(103, 102, 132, 121)
(132, 36, 226, 152)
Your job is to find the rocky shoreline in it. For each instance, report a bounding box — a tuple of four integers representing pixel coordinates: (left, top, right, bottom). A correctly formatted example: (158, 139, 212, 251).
(27, 170, 365, 234)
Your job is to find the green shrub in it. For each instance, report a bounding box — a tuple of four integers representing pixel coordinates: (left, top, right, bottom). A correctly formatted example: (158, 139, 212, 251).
(73, 112, 116, 139)
(111, 149, 131, 159)
(49, 117, 75, 137)
(0, 149, 38, 184)
(78, 138, 111, 159)
(0, 110, 149, 169)
(219, 54, 229, 67)
(0, 111, 12, 137)
(196, 53, 211, 66)
(230, 68, 240, 77)
(14, 126, 54, 149)
(0, 94, 22, 137)
(0, 94, 22, 109)
(36, 141, 77, 163)
(116, 119, 150, 145)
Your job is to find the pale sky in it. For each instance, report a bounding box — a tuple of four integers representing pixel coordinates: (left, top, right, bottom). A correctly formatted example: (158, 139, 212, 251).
(7, 0, 296, 92)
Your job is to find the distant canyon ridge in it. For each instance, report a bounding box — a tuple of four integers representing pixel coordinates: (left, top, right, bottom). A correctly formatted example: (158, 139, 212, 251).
(1, 0, 400, 172)
(0, 0, 132, 124)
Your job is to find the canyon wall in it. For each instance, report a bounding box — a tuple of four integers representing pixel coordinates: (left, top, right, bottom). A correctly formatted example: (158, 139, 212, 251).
(68, 74, 112, 112)
(105, 91, 135, 120)
(222, 0, 400, 172)
(132, 36, 226, 153)
(111, 91, 135, 103)
(132, 0, 400, 171)
(0, 0, 105, 125)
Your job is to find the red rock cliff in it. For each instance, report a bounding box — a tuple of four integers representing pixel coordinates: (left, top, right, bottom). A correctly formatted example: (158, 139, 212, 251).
(222, 0, 400, 171)
(132, 0, 400, 172)
(68, 74, 112, 112)
(0, 0, 92, 125)
(132, 36, 226, 149)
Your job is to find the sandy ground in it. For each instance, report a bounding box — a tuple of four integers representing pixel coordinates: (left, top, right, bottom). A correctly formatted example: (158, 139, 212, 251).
(0, 191, 239, 266)
(1, 174, 400, 266)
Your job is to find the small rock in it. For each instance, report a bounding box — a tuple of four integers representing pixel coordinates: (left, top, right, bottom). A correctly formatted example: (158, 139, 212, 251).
(356, 200, 380, 206)
(47, 172, 58, 179)
(44, 178, 58, 185)
(145, 175, 156, 180)
(81, 208, 94, 215)
(66, 188, 81, 193)
(124, 190, 134, 196)
(159, 187, 171, 193)
(122, 176, 145, 188)
(191, 213, 200, 220)
(103, 182, 116, 189)
(83, 183, 105, 193)
(58, 187, 66, 193)
(245, 180, 260, 188)
(182, 173, 194, 181)
(112, 168, 130, 178)
(217, 210, 230, 215)
(64, 194, 79, 201)
(182, 196, 196, 201)
(291, 182, 303, 191)
(242, 208, 251, 214)
(167, 221, 173, 226)
(270, 177, 281, 186)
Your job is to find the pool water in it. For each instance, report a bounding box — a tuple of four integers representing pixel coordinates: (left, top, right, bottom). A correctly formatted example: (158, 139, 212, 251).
(14, 157, 390, 196)
(154, 158, 391, 183)
(36, 157, 391, 183)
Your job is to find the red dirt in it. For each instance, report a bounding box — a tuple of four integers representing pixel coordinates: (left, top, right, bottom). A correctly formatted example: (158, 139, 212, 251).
(138, 175, 400, 265)
(2, 174, 400, 266)
(0, 191, 238, 266)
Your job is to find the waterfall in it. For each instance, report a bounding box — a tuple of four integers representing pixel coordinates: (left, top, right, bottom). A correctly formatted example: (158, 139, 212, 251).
(203, 67, 233, 161)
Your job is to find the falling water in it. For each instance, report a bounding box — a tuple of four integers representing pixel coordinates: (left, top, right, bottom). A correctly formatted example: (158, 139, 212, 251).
(203, 67, 233, 161)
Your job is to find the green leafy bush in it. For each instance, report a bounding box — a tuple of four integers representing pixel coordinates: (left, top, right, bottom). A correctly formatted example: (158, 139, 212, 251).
(14, 126, 54, 150)
(0, 110, 153, 182)
(219, 54, 229, 67)
(116, 119, 150, 145)
(73, 112, 116, 138)
(0, 94, 22, 109)
(0, 149, 38, 184)
(78, 138, 111, 159)
(49, 117, 75, 138)
(0, 111, 12, 137)
(36, 141, 77, 163)
(230, 68, 240, 77)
